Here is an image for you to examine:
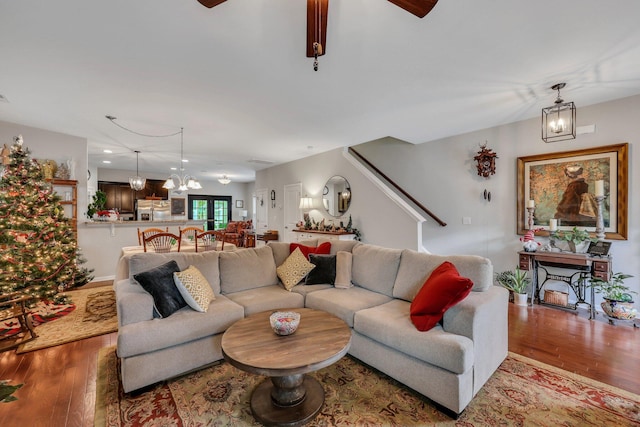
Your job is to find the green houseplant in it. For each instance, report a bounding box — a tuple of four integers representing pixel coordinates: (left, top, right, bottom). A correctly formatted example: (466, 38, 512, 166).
(550, 226, 597, 253)
(590, 272, 637, 320)
(86, 190, 106, 219)
(496, 268, 530, 306)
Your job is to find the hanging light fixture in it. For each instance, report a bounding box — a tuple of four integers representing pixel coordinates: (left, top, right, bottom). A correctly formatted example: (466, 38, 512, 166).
(162, 128, 202, 192)
(542, 83, 576, 143)
(129, 150, 146, 191)
(218, 175, 231, 185)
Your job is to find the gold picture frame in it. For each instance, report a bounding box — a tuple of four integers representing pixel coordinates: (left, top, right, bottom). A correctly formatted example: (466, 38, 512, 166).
(517, 143, 628, 240)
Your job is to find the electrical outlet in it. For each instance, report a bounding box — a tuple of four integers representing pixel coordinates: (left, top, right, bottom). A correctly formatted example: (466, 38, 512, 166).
(462, 217, 471, 225)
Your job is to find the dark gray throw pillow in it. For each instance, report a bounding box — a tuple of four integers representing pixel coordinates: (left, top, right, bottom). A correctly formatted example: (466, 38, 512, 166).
(306, 254, 337, 285)
(133, 260, 186, 318)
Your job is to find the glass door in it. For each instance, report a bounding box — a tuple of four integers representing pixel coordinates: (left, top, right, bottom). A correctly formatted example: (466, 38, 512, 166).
(188, 195, 231, 230)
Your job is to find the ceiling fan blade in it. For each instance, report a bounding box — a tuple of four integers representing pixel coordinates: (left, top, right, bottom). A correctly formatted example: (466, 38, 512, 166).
(387, 0, 438, 18)
(306, 0, 329, 58)
(197, 0, 226, 8)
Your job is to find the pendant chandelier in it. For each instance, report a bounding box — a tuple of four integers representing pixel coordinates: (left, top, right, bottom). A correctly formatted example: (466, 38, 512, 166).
(218, 175, 231, 185)
(163, 127, 202, 192)
(129, 150, 146, 191)
(541, 83, 576, 143)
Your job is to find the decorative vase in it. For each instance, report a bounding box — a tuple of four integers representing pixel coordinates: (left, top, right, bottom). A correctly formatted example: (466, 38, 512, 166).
(514, 293, 528, 306)
(601, 298, 637, 320)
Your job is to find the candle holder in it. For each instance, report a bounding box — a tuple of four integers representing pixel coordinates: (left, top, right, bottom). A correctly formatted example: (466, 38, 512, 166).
(595, 195, 605, 240)
(526, 207, 535, 230)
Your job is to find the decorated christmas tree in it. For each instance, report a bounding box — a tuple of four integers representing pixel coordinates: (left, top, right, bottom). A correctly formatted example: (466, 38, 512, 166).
(0, 136, 93, 301)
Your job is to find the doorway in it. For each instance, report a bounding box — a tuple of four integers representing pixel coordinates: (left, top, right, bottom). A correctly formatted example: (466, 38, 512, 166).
(188, 195, 232, 230)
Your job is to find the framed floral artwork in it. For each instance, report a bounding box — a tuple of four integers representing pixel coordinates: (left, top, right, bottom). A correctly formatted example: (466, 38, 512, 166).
(517, 143, 628, 240)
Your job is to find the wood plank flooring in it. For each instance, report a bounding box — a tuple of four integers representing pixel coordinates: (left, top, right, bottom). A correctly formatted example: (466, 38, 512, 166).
(0, 300, 638, 426)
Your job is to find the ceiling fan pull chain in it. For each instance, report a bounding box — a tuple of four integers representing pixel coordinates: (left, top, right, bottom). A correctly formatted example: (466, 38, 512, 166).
(313, 42, 319, 71)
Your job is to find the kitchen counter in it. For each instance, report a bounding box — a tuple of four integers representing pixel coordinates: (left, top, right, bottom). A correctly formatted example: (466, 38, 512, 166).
(78, 220, 206, 280)
(84, 219, 205, 227)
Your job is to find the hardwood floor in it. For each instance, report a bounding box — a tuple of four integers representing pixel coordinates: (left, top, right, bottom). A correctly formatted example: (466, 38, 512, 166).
(0, 302, 638, 426)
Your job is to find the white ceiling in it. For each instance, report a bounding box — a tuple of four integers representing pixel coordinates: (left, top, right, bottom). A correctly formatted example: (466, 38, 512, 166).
(1, 0, 640, 183)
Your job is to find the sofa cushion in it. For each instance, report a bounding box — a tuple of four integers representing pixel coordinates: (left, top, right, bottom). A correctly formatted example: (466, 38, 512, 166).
(219, 246, 278, 294)
(268, 242, 294, 269)
(318, 239, 359, 254)
(354, 299, 474, 374)
(351, 244, 402, 297)
(306, 254, 336, 285)
(305, 287, 392, 327)
(334, 251, 353, 289)
(117, 295, 244, 358)
(173, 265, 216, 312)
(290, 241, 331, 259)
(410, 261, 474, 332)
(393, 250, 493, 301)
(133, 260, 186, 318)
(277, 248, 316, 290)
(129, 251, 221, 294)
(225, 285, 305, 316)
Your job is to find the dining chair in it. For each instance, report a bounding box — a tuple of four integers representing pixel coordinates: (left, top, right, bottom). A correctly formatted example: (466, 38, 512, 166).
(143, 232, 181, 253)
(179, 226, 204, 244)
(195, 230, 223, 252)
(138, 227, 168, 245)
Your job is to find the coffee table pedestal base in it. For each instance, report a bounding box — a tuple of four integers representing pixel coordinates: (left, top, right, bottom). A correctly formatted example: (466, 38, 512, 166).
(251, 375, 324, 427)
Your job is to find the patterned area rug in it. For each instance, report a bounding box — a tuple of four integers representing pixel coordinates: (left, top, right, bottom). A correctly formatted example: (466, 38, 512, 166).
(16, 287, 117, 353)
(1, 299, 76, 338)
(95, 348, 640, 426)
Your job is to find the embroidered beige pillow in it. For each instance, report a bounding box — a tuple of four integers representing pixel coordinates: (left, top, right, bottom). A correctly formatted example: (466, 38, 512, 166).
(276, 247, 316, 291)
(335, 251, 353, 288)
(173, 265, 216, 312)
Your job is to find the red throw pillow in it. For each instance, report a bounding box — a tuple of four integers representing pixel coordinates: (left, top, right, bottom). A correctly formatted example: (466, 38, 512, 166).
(289, 242, 331, 259)
(410, 261, 474, 332)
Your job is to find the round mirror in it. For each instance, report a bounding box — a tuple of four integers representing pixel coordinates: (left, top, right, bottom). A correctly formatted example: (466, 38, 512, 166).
(323, 175, 351, 217)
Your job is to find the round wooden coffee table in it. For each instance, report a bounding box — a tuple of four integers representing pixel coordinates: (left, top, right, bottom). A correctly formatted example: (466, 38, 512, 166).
(221, 308, 351, 426)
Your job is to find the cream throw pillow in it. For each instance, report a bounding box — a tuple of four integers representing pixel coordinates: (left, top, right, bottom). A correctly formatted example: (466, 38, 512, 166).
(334, 251, 353, 288)
(276, 247, 316, 291)
(173, 265, 216, 312)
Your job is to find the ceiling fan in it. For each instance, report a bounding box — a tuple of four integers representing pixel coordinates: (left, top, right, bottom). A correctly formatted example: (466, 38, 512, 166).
(197, 0, 438, 69)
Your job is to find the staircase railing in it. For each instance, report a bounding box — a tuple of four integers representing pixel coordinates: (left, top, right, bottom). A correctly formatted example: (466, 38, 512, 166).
(348, 147, 447, 227)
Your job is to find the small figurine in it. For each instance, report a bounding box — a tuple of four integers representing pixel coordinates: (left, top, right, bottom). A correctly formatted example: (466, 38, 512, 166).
(520, 228, 543, 252)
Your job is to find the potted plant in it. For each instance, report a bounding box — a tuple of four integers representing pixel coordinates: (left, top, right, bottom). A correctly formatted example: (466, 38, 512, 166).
(86, 190, 106, 219)
(496, 268, 530, 306)
(550, 226, 596, 253)
(590, 272, 637, 320)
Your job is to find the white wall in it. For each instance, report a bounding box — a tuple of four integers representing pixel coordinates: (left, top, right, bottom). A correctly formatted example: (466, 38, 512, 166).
(255, 149, 419, 250)
(257, 94, 640, 307)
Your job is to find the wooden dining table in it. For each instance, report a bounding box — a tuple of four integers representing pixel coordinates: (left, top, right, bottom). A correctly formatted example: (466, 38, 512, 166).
(114, 241, 236, 281)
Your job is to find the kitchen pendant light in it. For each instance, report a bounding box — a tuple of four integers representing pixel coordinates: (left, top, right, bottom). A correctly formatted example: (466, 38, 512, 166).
(129, 150, 146, 191)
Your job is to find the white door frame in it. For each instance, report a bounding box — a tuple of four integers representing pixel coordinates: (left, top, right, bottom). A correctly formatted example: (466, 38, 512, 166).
(283, 183, 302, 242)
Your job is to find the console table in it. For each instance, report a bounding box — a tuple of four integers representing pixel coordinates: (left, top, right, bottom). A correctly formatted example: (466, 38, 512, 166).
(293, 229, 355, 241)
(518, 251, 612, 319)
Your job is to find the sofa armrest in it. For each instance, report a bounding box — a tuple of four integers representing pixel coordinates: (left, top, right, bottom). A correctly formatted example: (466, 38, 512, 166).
(442, 285, 509, 394)
(114, 279, 154, 327)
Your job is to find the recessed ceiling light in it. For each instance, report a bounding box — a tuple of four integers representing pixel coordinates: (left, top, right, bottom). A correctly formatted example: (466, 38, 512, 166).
(102, 160, 111, 164)
(182, 159, 189, 163)
(171, 167, 177, 171)
(103, 149, 113, 153)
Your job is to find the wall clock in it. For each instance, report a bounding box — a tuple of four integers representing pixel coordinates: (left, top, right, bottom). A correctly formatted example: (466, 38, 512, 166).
(473, 144, 498, 178)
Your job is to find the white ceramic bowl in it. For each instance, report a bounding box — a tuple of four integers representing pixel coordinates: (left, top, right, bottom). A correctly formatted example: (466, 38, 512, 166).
(269, 311, 301, 336)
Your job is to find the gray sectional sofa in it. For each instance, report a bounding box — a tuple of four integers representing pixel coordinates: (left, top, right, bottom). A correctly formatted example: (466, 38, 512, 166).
(114, 239, 508, 416)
